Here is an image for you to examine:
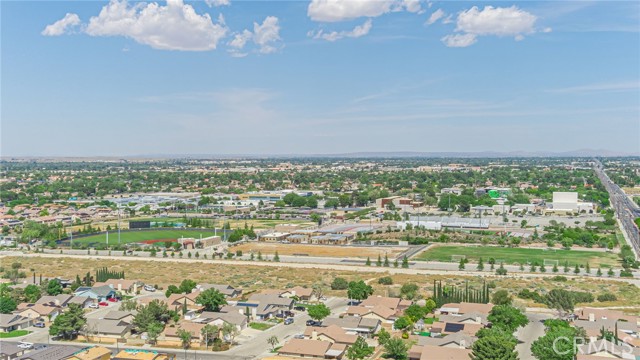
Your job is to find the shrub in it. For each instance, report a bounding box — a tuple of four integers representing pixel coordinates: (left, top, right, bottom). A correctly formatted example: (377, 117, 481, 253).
(569, 291, 594, 303)
(597, 293, 617, 302)
(331, 277, 349, 290)
(550, 276, 567, 282)
(378, 277, 393, 285)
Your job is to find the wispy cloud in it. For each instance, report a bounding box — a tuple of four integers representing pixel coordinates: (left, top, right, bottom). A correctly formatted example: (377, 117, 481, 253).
(548, 81, 640, 94)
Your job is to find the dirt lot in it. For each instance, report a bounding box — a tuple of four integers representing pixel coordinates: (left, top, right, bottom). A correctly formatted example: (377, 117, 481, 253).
(4, 256, 639, 313)
(231, 243, 406, 259)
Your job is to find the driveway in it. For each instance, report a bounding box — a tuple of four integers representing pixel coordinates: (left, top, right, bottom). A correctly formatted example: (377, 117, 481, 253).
(515, 312, 550, 360)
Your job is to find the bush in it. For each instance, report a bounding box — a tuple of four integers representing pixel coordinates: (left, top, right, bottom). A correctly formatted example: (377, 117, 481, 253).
(569, 291, 594, 303)
(331, 277, 349, 290)
(517, 289, 543, 303)
(597, 293, 617, 302)
(378, 277, 393, 285)
(550, 276, 567, 282)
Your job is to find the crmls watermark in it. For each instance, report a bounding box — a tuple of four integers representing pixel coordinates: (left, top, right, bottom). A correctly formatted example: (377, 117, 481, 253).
(552, 336, 635, 356)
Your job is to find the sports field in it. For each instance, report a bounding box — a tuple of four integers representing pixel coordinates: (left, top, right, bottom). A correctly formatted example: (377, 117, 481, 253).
(414, 245, 620, 267)
(72, 229, 218, 246)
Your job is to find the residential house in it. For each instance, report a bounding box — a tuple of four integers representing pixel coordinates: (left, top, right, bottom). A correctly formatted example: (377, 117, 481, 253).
(438, 302, 494, 316)
(429, 322, 484, 337)
(16, 304, 60, 323)
(573, 318, 639, 346)
(112, 349, 176, 360)
(165, 293, 203, 312)
(191, 310, 248, 331)
(361, 296, 411, 313)
(13, 345, 84, 360)
(281, 286, 315, 302)
(278, 339, 346, 359)
(0, 314, 32, 332)
(322, 317, 380, 337)
(304, 325, 358, 345)
(239, 294, 294, 320)
(93, 279, 142, 295)
(416, 332, 477, 349)
(577, 307, 640, 325)
(193, 284, 242, 298)
(163, 322, 205, 345)
(64, 346, 112, 360)
(0, 342, 27, 360)
(438, 312, 490, 325)
(576, 339, 640, 360)
(103, 310, 137, 324)
(84, 318, 132, 339)
(344, 305, 396, 323)
(36, 295, 92, 309)
(409, 344, 472, 360)
(73, 285, 116, 302)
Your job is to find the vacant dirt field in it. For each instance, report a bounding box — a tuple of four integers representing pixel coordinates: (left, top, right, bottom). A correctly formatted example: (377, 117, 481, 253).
(3, 255, 638, 313)
(231, 243, 405, 259)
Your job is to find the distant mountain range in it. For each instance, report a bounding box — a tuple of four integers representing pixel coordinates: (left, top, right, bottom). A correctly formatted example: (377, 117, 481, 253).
(3, 149, 638, 161)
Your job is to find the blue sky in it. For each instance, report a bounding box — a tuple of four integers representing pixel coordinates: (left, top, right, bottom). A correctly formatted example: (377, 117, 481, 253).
(2, 0, 639, 156)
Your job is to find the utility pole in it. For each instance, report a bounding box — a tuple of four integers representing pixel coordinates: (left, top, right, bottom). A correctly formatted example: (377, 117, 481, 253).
(117, 203, 121, 245)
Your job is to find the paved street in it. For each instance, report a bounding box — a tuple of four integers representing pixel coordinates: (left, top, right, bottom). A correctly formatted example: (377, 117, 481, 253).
(515, 312, 551, 360)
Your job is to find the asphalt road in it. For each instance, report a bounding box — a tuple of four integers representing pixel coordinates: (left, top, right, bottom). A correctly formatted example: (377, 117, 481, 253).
(515, 313, 551, 360)
(593, 159, 640, 259)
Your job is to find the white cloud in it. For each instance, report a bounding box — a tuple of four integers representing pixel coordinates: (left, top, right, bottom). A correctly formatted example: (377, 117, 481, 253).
(426, 8, 444, 25)
(85, 0, 228, 51)
(456, 6, 536, 37)
(398, 0, 423, 14)
(204, 0, 230, 7)
(228, 16, 281, 55)
(253, 16, 281, 54)
(314, 19, 372, 41)
(442, 6, 539, 47)
(441, 33, 477, 47)
(41, 13, 81, 36)
(308, 0, 395, 22)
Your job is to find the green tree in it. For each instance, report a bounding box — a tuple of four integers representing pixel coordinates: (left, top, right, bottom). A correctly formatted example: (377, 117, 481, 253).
(201, 324, 219, 348)
(331, 277, 349, 290)
(365, 257, 371, 266)
(267, 335, 279, 351)
(46, 279, 63, 296)
(477, 257, 484, 271)
(393, 316, 413, 332)
(403, 304, 426, 322)
(49, 304, 86, 339)
(491, 290, 512, 306)
(377, 327, 391, 345)
(470, 329, 518, 360)
(24, 284, 41, 303)
(307, 303, 331, 321)
(146, 321, 164, 345)
(531, 322, 584, 360)
(178, 279, 197, 294)
(0, 296, 17, 314)
(487, 305, 529, 333)
(383, 337, 408, 360)
(347, 280, 373, 301)
(545, 289, 575, 317)
(376, 254, 382, 267)
(177, 328, 192, 350)
(400, 283, 419, 300)
(458, 258, 466, 270)
(221, 321, 239, 344)
(346, 336, 374, 360)
(401, 256, 409, 268)
(274, 251, 280, 262)
(196, 289, 227, 312)
(133, 300, 171, 332)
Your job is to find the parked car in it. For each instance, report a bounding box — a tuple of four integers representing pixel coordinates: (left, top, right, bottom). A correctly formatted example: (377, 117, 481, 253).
(294, 306, 306, 312)
(275, 313, 285, 319)
(17, 342, 33, 349)
(284, 310, 295, 317)
(98, 301, 109, 306)
(34, 322, 45, 328)
(144, 285, 156, 292)
(306, 320, 321, 326)
(88, 303, 99, 309)
(284, 318, 294, 325)
(107, 297, 118, 303)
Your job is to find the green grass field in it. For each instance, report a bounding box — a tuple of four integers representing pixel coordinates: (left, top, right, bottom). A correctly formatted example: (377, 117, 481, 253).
(415, 245, 620, 267)
(0, 330, 30, 338)
(73, 229, 218, 246)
